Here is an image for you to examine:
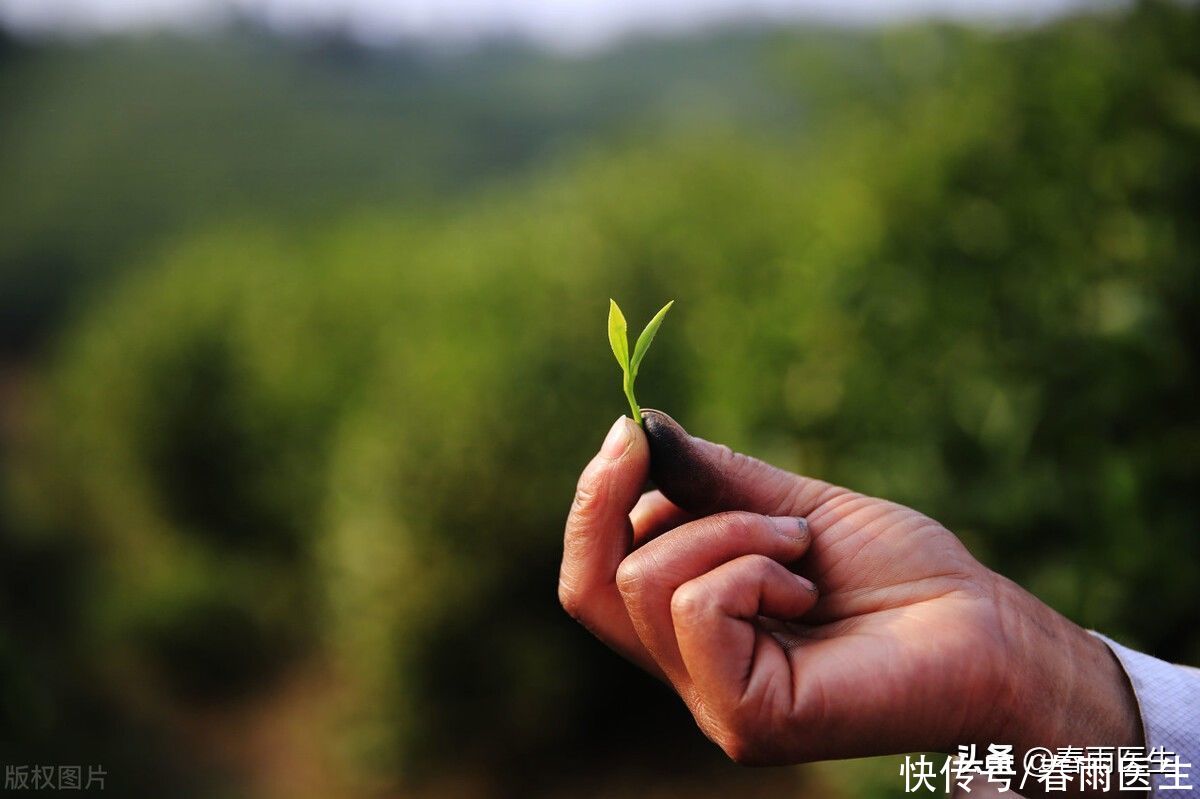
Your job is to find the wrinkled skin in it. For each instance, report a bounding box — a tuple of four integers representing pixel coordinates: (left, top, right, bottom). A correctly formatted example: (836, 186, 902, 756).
(559, 411, 1141, 796)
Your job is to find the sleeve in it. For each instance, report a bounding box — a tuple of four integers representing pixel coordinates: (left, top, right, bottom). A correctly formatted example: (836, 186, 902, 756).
(1091, 632, 1200, 797)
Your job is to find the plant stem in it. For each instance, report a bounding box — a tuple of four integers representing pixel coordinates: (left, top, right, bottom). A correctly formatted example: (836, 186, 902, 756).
(623, 372, 641, 425)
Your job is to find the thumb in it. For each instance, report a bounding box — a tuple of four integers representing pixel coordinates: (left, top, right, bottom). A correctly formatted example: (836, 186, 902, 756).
(641, 409, 843, 518)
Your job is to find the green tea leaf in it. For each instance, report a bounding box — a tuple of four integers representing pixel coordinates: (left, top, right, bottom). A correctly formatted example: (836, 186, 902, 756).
(608, 299, 629, 372)
(607, 298, 673, 425)
(630, 300, 674, 377)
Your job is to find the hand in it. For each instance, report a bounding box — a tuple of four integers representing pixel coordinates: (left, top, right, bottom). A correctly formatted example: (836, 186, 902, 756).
(558, 411, 1142, 792)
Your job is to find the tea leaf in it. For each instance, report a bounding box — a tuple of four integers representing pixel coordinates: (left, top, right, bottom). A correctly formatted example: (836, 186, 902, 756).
(607, 298, 673, 425)
(630, 300, 674, 377)
(608, 299, 629, 372)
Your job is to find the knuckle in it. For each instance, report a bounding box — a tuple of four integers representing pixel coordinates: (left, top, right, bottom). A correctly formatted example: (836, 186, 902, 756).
(710, 442, 740, 473)
(670, 581, 716, 624)
(707, 690, 792, 766)
(717, 720, 776, 766)
(746, 554, 778, 581)
(723, 738, 770, 766)
(720, 734, 757, 766)
(569, 471, 605, 517)
(706, 510, 762, 540)
(714, 719, 763, 765)
(614, 556, 648, 598)
(718, 446, 760, 485)
(557, 580, 585, 620)
(693, 701, 777, 767)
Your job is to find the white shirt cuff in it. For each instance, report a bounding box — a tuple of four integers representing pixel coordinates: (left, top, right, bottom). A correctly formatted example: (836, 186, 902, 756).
(1091, 631, 1200, 797)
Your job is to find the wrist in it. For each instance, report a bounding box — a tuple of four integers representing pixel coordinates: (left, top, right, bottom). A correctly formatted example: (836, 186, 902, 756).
(984, 574, 1143, 793)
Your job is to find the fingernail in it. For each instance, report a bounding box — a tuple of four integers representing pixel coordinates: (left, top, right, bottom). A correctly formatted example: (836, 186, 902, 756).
(793, 572, 818, 594)
(770, 516, 809, 541)
(600, 416, 631, 458)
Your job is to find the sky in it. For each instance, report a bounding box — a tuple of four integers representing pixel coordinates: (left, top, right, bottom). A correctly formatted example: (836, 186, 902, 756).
(0, 0, 1115, 49)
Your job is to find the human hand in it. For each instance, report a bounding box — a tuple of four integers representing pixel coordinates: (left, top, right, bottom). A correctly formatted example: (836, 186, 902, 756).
(558, 411, 1141, 790)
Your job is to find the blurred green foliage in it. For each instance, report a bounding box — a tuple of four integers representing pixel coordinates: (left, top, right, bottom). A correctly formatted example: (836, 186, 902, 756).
(2, 2, 1199, 796)
(0, 24, 797, 354)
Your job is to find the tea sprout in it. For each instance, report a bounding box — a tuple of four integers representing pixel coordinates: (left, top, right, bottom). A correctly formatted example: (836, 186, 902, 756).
(608, 299, 674, 425)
